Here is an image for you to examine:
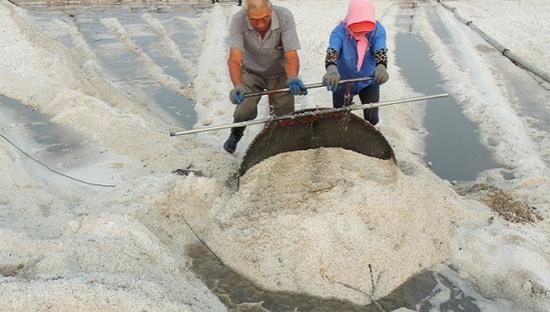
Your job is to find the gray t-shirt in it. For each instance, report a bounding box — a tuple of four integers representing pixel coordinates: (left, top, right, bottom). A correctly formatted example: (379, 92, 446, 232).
(228, 6, 301, 77)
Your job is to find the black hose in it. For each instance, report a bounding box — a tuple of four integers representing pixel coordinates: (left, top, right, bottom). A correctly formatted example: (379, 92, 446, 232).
(0, 130, 116, 188)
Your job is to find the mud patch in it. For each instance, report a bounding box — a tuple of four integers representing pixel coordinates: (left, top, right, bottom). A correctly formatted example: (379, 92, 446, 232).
(187, 244, 485, 311)
(455, 183, 543, 223)
(187, 244, 383, 312)
(0, 263, 25, 277)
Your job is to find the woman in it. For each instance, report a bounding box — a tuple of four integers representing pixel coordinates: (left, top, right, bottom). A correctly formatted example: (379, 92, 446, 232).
(323, 0, 388, 125)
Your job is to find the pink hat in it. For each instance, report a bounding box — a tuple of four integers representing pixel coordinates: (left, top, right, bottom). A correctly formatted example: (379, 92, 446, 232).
(344, 0, 376, 32)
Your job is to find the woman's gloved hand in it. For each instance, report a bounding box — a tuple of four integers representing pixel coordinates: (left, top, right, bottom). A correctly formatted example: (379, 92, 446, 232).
(323, 64, 340, 92)
(374, 64, 389, 84)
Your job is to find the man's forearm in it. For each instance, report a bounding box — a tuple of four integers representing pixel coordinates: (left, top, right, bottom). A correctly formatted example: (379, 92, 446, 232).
(284, 51, 300, 78)
(228, 60, 242, 86)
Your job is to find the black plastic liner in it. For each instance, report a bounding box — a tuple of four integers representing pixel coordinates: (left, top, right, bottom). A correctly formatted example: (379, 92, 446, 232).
(239, 108, 395, 176)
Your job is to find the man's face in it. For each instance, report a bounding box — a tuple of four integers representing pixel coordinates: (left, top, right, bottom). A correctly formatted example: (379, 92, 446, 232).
(247, 7, 272, 33)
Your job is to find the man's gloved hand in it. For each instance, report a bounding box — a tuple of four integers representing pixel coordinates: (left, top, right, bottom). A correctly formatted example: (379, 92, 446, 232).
(229, 85, 246, 104)
(374, 64, 389, 84)
(322, 64, 340, 92)
(287, 77, 308, 96)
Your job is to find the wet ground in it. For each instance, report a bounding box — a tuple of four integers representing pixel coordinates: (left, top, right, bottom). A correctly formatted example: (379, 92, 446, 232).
(394, 4, 501, 182)
(425, 5, 550, 171)
(0, 94, 90, 167)
(189, 244, 488, 312)
(25, 3, 200, 129)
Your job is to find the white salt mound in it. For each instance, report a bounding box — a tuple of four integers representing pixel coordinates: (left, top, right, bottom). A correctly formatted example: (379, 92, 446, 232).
(0, 215, 226, 312)
(187, 147, 461, 304)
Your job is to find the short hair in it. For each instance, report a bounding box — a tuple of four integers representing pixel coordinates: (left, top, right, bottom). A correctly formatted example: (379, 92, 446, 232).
(244, 0, 271, 12)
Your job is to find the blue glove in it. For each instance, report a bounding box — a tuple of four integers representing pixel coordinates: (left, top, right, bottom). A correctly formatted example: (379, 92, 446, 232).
(287, 77, 308, 96)
(229, 85, 246, 104)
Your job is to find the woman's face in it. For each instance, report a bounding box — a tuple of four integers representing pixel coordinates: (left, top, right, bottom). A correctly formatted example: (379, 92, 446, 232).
(352, 30, 368, 37)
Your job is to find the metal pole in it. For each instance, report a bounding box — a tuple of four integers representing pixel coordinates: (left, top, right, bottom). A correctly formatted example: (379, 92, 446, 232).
(244, 76, 372, 98)
(170, 93, 449, 136)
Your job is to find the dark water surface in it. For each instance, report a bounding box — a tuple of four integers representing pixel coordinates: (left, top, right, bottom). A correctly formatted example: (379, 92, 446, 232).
(395, 12, 501, 181)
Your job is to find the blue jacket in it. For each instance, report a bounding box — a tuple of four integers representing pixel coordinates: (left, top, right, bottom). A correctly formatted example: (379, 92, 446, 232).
(328, 22, 387, 95)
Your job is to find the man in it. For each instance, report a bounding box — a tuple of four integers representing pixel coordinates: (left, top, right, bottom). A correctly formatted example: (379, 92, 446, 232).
(224, 0, 307, 153)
